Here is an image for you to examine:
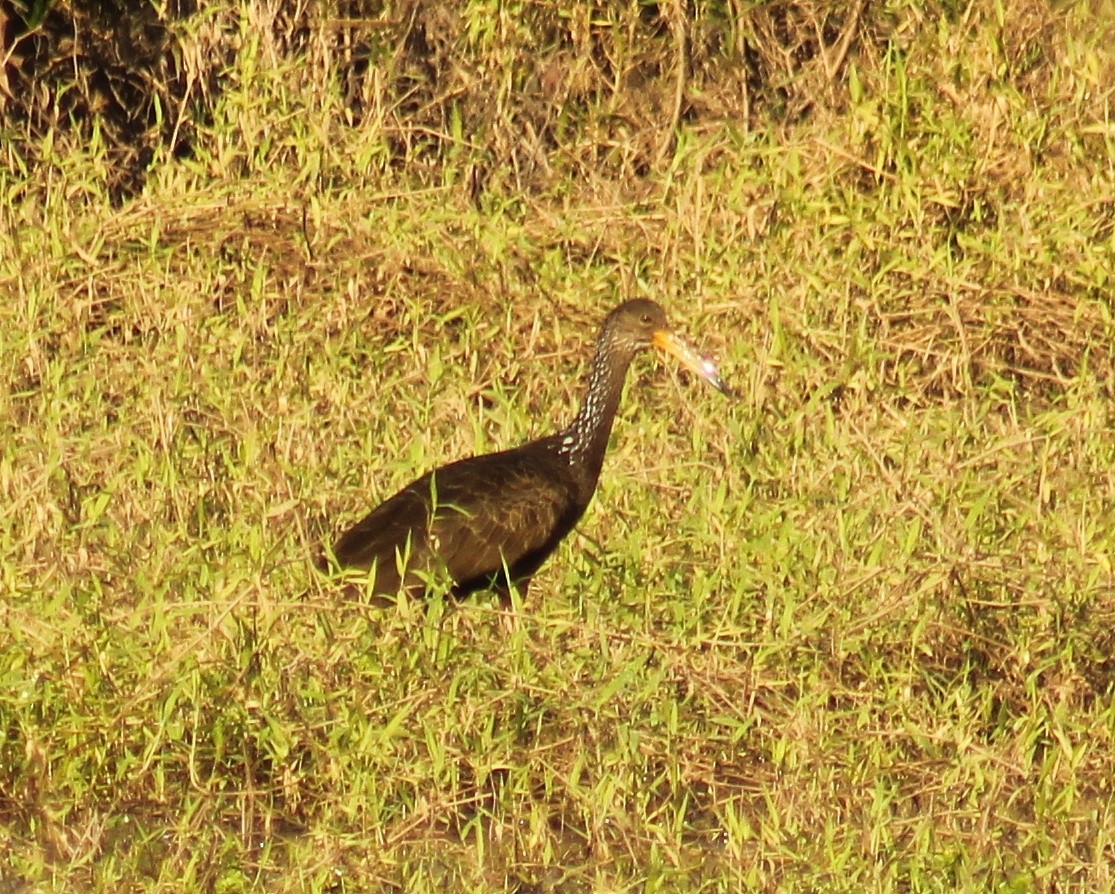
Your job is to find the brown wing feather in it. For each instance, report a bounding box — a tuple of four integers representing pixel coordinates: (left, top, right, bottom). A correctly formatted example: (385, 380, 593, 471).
(430, 469, 571, 586)
(329, 441, 586, 597)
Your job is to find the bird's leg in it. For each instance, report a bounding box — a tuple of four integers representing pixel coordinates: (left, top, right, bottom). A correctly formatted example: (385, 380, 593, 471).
(497, 577, 529, 636)
(495, 576, 529, 607)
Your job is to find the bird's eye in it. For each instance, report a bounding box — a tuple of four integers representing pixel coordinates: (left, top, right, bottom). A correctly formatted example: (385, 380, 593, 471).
(641, 314, 652, 324)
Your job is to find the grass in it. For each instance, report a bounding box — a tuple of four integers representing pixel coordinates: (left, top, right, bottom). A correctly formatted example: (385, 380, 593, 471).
(2, 0, 1115, 891)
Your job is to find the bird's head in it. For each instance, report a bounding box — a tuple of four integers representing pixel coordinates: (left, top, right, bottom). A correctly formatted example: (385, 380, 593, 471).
(605, 298, 731, 396)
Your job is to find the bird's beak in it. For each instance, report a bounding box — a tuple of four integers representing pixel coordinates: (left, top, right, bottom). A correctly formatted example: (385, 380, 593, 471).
(652, 330, 732, 397)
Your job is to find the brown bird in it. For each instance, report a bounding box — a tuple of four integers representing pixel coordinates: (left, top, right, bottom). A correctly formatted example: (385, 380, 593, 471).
(323, 299, 729, 601)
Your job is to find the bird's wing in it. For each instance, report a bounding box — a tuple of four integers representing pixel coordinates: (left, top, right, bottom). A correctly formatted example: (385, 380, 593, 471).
(328, 446, 581, 593)
(425, 454, 576, 585)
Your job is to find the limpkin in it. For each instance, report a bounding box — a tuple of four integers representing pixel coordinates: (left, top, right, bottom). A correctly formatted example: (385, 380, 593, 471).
(322, 299, 729, 601)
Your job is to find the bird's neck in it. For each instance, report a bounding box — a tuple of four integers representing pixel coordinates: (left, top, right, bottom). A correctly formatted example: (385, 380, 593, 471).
(557, 335, 637, 494)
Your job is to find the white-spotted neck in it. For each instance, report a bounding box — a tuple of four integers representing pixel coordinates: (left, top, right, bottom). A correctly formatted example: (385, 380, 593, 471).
(554, 327, 642, 503)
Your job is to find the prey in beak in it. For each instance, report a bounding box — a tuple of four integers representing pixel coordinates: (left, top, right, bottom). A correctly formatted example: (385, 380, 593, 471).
(652, 330, 733, 397)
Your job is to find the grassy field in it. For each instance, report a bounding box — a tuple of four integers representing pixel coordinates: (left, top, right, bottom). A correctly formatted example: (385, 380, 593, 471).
(3, 1, 1115, 891)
